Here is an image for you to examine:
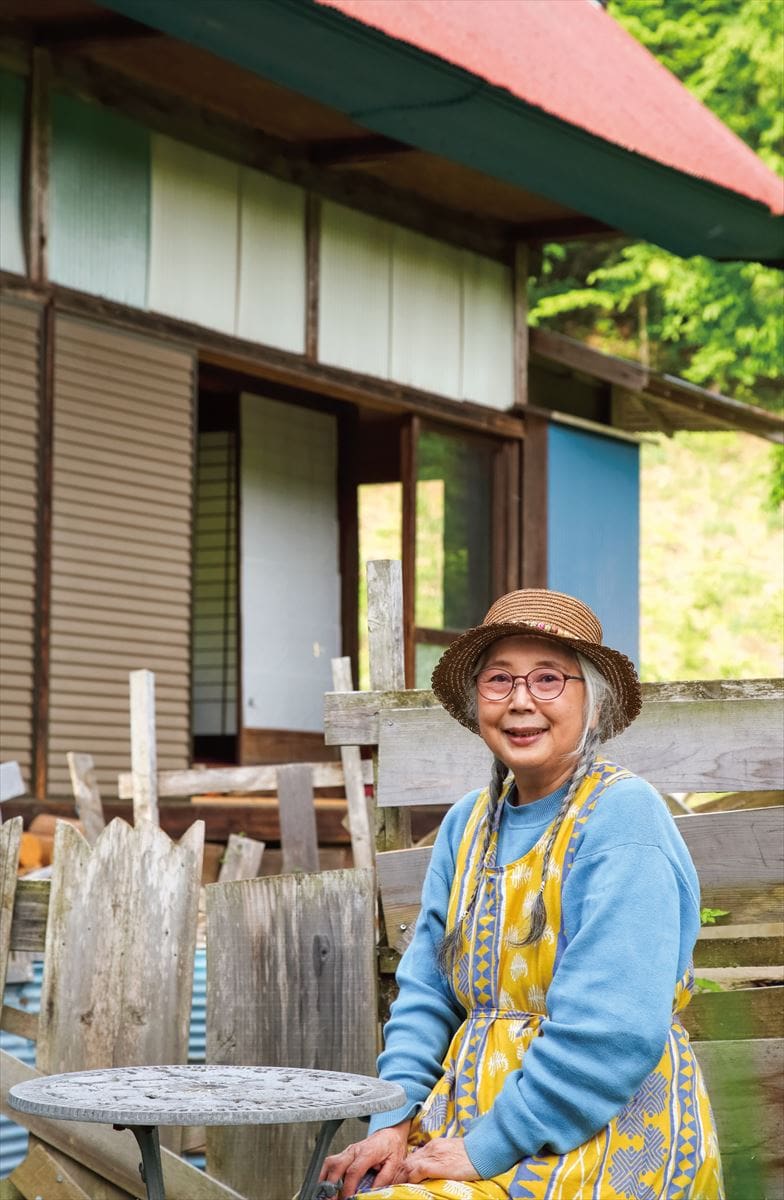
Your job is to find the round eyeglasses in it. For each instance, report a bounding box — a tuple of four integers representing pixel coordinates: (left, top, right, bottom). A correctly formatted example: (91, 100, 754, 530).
(475, 667, 585, 703)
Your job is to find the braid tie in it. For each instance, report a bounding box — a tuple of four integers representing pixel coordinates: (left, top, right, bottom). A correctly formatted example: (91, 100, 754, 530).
(521, 729, 602, 947)
(437, 756, 509, 978)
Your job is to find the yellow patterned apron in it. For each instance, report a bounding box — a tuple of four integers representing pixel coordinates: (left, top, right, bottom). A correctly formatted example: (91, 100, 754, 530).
(367, 760, 723, 1200)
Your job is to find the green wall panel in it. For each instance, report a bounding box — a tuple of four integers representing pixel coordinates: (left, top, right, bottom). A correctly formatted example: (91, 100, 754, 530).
(0, 70, 26, 275)
(51, 92, 150, 306)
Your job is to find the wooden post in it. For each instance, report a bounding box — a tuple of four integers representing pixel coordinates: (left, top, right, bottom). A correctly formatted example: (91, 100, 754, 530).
(217, 833, 265, 883)
(276, 763, 319, 874)
(129, 670, 159, 826)
(331, 657, 374, 871)
(206, 868, 376, 1199)
(66, 752, 106, 845)
(0, 817, 23, 996)
(366, 561, 411, 852)
(513, 242, 529, 409)
(23, 47, 50, 284)
(305, 192, 320, 360)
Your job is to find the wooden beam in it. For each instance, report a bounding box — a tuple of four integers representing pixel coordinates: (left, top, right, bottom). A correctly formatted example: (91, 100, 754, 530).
(366, 561, 411, 853)
(305, 192, 320, 360)
(129, 669, 159, 826)
(530, 327, 649, 392)
(306, 134, 414, 166)
(32, 300, 53, 800)
(647, 374, 784, 444)
(22, 46, 49, 284)
(521, 411, 547, 587)
(332, 658, 374, 871)
(400, 418, 418, 689)
(37, 16, 160, 48)
(47, 52, 512, 263)
(117, 760, 372, 799)
(513, 243, 529, 408)
(66, 752, 105, 845)
(0, 274, 526, 440)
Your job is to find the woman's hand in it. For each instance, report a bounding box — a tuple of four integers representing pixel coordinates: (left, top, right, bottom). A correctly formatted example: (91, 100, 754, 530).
(393, 1137, 479, 1184)
(319, 1121, 411, 1197)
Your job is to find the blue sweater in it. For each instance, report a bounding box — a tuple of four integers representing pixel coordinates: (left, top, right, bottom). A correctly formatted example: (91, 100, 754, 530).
(368, 774, 702, 1179)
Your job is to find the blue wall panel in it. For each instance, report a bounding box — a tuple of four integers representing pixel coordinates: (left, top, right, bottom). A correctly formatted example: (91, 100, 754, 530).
(547, 424, 639, 665)
(0, 70, 26, 275)
(50, 92, 149, 305)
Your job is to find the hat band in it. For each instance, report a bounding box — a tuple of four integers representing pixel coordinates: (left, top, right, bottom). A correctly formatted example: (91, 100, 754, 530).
(510, 619, 573, 638)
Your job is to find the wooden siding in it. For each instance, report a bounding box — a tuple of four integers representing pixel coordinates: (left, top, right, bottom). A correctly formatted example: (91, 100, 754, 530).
(47, 316, 194, 798)
(0, 300, 41, 782)
(236, 168, 306, 353)
(319, 200, 515, 409)
(192, 430, 237, 736)
(49, 92, 149, 307)
(0, 70, 26, 276)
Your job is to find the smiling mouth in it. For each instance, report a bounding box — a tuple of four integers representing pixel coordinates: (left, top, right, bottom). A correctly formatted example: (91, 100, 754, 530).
(504, 727, 548, 741)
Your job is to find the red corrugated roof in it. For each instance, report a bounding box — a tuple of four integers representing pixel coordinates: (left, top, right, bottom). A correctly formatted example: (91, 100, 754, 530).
(316, 0, 784, 216)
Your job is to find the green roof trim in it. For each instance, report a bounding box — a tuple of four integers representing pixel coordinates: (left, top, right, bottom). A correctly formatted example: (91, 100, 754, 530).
(102, 0, 784, 264)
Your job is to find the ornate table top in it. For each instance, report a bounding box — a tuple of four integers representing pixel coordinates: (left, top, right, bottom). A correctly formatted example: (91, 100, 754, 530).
(10, 1064, 405, 1127)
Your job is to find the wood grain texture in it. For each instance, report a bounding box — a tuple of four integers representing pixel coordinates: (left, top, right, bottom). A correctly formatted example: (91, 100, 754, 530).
(117, 760, 372, 800)
(8, 879, 49, 954)
(332, 657, 373, 871)
(323, 679, 783, 747)
(217, 833, 264, 883)
(0, 816, 22, 992)
(375, 689, 784, 806)
(276, 763, 319, 874)
(683, 985, 783, 1040)
(367, 561, 405, 693)
(205, 868, 376, 1199)
(66, 751, 105, 844)
(9, 1140, 91, 1200)
(37, 819, 203, 1078)
(1, 1004, 38, 1041)
(129, 669, 159, 825)
(0, 1051, 245, 1200)
(694, 1038, 784, 1198)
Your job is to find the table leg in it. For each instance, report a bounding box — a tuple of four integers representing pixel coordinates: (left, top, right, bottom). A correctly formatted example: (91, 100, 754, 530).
(298, 1117, 344, 1200)
(127, 1125, 166, 1200)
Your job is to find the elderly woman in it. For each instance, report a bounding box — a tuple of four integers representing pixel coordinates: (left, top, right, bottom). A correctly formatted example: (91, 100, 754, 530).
(321, 589, 723, 1199)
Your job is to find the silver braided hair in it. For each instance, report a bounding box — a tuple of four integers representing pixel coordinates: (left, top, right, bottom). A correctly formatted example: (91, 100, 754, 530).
(437, 651, 620, 977)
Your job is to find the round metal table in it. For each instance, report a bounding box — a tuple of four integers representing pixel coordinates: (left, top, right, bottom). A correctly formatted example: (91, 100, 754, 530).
(9, 1064, 405, 1200)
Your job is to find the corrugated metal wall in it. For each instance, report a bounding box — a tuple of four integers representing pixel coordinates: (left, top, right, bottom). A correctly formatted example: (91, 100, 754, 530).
(0, 300, 41, 783)
(240, 392, 340, 733)
(192, 430, 237, 736)
(547, 423, 640, 665)
(46, 317, 195, 798)
(0, 69, 26, 276)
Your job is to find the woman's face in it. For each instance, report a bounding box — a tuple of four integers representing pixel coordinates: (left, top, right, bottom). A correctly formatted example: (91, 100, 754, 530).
(476, 635, 587, 803)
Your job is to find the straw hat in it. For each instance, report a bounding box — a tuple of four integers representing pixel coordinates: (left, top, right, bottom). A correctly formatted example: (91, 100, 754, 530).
(431, 588, 641, 737)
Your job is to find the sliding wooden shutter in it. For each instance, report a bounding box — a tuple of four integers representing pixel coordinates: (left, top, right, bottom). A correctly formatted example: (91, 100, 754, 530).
(0, 299, 41, 783)
(47, 316, 194, 798)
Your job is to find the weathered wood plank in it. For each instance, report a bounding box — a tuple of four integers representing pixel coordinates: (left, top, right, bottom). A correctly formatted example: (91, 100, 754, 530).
(129, 669, 159, 825)
(683, 986, 783, 1041)
(276, 764, 319, 874)
(694, 1038, 783, 1198)
(0, 816, 23, 992)
(693, 923, 784, 969)
(117, 760, 372, 799)
(367, 560, 411, 852)
(332, 657, 373, 871)
(7, 879, 49, 954)
(374, 690, 784, 805)
(205, 868, 376, 1200)
(10, 1140, 92, 1200)
(67, 752, 106, 844)
(217, 833, 264, 883)
(24, 1143, 134, 1200)
(323, 678, 784, 747)
(0, 1051, 246, 1200)
(1, 1004, 38, 1042)
(37, 819, 203, 1076)
(377, 812, 784, 951)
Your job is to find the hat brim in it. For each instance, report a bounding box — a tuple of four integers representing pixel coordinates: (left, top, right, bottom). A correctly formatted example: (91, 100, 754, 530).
(431, 622, 641, 738)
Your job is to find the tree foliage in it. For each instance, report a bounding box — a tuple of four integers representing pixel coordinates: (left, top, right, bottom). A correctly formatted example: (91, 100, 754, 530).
(529, 0, 784, 417)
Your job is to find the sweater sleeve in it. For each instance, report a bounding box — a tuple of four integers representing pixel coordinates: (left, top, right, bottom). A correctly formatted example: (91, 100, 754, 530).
(463, 783, 701, 1178)
(368, 793, 478, 1133)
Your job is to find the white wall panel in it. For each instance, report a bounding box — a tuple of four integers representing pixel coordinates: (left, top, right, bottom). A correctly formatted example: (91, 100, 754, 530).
(237, 169, 306, 352)
(391, 226, 462, 398)
(240, 393, 340, 733)
(149, 134, 239, 333)
(461, 251, 515, 409)
(318, 201, 392, 377)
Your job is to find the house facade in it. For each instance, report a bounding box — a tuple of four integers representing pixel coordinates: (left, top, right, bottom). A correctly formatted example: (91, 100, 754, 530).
(1, 0, 781, 801)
